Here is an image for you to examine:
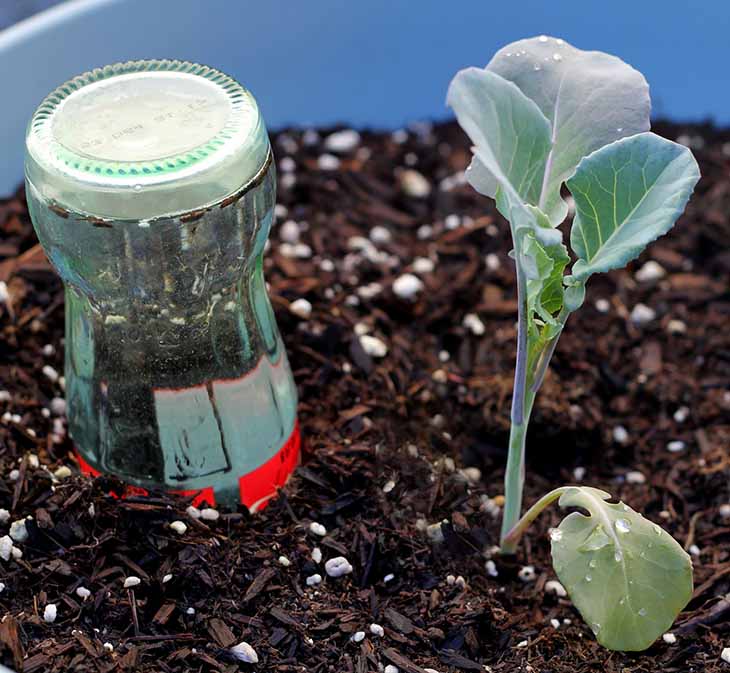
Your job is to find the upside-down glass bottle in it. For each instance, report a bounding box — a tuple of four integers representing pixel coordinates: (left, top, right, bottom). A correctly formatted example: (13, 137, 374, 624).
(24, 60, 300, 510)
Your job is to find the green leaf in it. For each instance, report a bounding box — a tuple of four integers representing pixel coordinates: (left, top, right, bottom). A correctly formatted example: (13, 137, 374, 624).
(568, 133, 700, 281)
(518, 206, 570, 370)
(551, 487, 693, 651)
(487, 36, 650, 225)
(446, 67, 561, 248)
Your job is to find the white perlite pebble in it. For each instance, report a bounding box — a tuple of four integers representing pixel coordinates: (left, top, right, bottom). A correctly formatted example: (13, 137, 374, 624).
(667, 319, 687, 334)
(312, 547, 323, 564)
(463, 313, 486, 336)
(635, 261, 666, 282)
(42, 365, 59, 383)
(306, 573, 322, 586)
(412, 257, 435, 274)
(103, 642, 114, 652)
(43, 603, 57, 623)
(326, 556, 353, 578)
(0, 535, 13, 561)
(11, 546, 22, 560)
(400, 169, 431, 198)
(551, 618, 561, 629)
(76, 586, 91, 600)
(351, 631, 366, 643)
(9, 519, 28, 543)
(369, 225, 392, 244)
(385, 666, 399, 673)
(170, 521, 187, 535)
(369, 623, 385, 637)
(0, 583, 4, 593)
(662, 632, 677, 644)
(231, 641, 259, 664)
(417, 224, 433, 240)
(309, 522, 327, 537)
(186, 506, 202, 519)
(324, 129, 360, 153)
(722, 647, 730, 664)
(200, 508, 220, 521)
(667, 440, 686, 453)
(279, 219, 300, 243)
(626, 471, 647, 484)
(359, 335, 388, 358)
(444, 214, 461, 230)
(186, 607, 195, 615)
(124, 576, 141, 588)
(318, 154, 340, 171)
(485, 253, 501, 271)
(162, 574, 173, 584)
(393, 273, 424, 300)
(49, 397, 66, 416)
(27, 453, 39, 469)
(383, 480, 396, 493)
(673, 406, 690, 423)
(0, 508, 9, 524)
(289, 298, 313, 319)
(53, 465, 72, 480)
(460, 467, 481, 484)
(544, 580, 567, 597)
(594, 298, 610, 313)
(613, 426, 629, 445)
(384, 573, 395, 583)
(278, 156, 296, 173)
(485, 560, 498, 577)
(278, 555, 291, 567)
(630, 303, 656, 325)
(689, 544, 701, 557)
(516, 640, 528, 648)
(573, 466, 586, 481)
(719, 504, 730, 520)
(518, 565, 536, 583)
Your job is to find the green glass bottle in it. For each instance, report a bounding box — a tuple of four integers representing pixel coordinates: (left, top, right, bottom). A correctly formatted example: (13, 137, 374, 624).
(25, 60, 299, 509)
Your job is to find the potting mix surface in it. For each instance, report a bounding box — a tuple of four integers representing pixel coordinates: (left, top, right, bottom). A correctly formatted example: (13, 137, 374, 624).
(0, 121, 729, 672)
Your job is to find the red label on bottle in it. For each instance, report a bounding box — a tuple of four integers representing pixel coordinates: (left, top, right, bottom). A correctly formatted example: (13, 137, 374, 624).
(239, 420, 301, 512)
(74, 420, 301, 511)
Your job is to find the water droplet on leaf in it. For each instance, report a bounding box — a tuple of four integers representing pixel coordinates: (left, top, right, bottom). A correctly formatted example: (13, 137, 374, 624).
(549, 528, 563, 542)
(591, 623, 601, 634)
(553, 53, 563, 62)
(615, 550, 623, 562)
(585, 575, 592, 582)
(615, 518, 631, 534)
(589, 559, 597, 568)
(638, 608, 647, 617)
(538, 35, 548, 43)
(556, 38, 565, 45)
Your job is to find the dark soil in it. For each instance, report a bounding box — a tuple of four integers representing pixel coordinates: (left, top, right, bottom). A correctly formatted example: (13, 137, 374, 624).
(1, 120, 729, 673)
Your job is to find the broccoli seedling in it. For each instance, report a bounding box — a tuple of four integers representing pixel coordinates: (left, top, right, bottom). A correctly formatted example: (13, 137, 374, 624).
(448, 36, 700, 651)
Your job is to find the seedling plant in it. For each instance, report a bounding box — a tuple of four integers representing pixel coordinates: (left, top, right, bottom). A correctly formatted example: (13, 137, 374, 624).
(448, 36, 700, 651)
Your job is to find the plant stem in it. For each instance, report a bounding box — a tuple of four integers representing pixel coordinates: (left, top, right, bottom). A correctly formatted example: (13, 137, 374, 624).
(501, 486, 570, 550)
(530, 332, 561, 394)
(500, 266, 533, 553)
